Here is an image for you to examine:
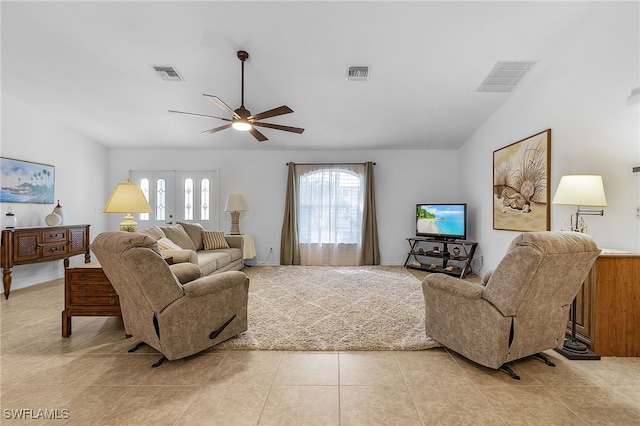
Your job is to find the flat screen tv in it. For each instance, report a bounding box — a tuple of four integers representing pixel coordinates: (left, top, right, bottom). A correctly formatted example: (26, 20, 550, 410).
(416, 203, 467, 241)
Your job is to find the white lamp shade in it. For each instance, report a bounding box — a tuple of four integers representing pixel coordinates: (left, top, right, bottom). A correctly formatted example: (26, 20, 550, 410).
(552, 175, 607, 207)
(104, 181, 153, 213)
(225, 194, 246, 212)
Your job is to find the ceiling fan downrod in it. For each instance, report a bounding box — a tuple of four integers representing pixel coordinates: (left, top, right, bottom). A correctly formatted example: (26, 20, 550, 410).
(237, 50, 249, 108)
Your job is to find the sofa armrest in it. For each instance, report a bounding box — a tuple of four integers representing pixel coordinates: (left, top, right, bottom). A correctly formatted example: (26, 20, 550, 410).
(423, 273, 483, 300)
(225, 235, 244, 252)
(182, 271, 248, 297)
(160, 249, 198, 265)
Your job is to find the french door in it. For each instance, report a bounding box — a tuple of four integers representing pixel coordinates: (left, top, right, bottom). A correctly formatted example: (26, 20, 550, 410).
(129, 170, 219, 230)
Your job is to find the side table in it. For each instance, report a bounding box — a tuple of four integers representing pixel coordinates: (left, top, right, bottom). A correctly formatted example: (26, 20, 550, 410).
(62, 263, 121, 337)
(229, 234, 256, 259)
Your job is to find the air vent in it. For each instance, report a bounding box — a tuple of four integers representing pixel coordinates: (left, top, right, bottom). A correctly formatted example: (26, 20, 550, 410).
(347, 66, 370, 81)
(152, 66, 184, 81)
(477, 61, 537, 93)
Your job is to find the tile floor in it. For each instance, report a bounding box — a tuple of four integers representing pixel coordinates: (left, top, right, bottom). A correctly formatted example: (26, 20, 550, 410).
(1, 278, 639, 425)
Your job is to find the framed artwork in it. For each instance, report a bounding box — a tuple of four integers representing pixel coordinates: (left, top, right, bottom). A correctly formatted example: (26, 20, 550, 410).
(493, 129, 551, 232)
(0, 157, 55, 204)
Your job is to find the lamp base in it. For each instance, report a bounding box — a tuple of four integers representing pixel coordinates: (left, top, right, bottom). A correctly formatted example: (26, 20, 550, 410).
(554, 337, 601, 360)
(119, 214, 138, 232)
(229, 211, 241, 235)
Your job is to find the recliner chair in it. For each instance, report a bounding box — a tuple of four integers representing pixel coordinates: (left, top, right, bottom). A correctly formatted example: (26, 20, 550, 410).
(91, 231, 249, 367)
(422, 231, 600, 378)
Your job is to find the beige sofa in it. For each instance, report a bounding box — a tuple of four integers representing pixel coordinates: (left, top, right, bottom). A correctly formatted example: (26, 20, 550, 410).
(138, 222, 244, 276)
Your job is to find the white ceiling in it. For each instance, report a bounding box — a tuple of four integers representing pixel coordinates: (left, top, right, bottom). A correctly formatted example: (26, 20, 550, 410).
(1, 1, 601, 150)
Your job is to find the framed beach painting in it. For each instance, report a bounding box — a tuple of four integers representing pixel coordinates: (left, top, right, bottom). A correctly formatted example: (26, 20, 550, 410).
(493, 129, 551, 232)
(0, 157, 55, 204)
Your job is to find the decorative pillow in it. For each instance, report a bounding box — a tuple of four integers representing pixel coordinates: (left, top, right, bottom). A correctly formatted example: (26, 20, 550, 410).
(137, 225, 165, 241)
(178, 222, 205, 251)
(157, 237, 183, 251)
(160, 224, 197, 251)
(202, 231, 230, 250)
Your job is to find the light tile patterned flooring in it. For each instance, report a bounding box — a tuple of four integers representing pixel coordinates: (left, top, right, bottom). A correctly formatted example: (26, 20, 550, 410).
(1, 278, 639, 425)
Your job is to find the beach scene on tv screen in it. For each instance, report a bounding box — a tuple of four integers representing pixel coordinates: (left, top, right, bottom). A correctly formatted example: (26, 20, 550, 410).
(417, 205, 465, 236)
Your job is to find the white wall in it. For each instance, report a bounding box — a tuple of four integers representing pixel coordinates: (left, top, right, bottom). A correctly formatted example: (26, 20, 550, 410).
(4, 2, 638, 291)
(108, 149, 459, 265)
(458, 2, 640, 271)
(1, 93, 110, 290)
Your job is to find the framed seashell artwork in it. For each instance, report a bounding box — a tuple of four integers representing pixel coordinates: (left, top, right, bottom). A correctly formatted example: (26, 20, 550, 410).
(493, 129, 551, 232)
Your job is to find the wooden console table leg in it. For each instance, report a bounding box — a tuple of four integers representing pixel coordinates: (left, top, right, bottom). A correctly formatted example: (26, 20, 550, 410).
(3, 268, 11, 300)
(62, 311, 72, 337)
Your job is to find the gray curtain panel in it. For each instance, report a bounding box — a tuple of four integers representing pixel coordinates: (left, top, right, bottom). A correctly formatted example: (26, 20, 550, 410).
(360, 161, 380, 265)
(280, 162, 300, 265)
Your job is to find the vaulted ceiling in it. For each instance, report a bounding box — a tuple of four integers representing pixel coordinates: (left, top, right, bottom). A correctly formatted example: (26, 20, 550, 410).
(2, 1, 601, 150)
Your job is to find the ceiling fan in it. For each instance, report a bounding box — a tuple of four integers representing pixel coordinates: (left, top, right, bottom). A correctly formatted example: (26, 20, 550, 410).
(169, 50, 304, 142)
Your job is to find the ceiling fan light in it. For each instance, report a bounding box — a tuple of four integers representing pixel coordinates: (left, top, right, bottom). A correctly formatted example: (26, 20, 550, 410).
(232, 120, 252, 131)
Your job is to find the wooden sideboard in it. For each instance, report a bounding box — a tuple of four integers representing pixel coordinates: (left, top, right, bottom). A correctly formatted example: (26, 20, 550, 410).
(1, 225, 91, 299)
(571, 252, 640, 357)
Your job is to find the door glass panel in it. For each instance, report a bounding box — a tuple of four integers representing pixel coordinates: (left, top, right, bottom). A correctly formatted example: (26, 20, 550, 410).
(156, 178, 166, 221)
(130, 170, 218, 230)
(184, 178, 194, 220)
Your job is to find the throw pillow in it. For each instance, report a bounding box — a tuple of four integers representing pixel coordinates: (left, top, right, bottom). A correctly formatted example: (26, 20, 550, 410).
(157, 237, 183, 251)
(160, 224, 197, 251)
(178, 222, 205, 251)
(202, 231, 230, 250)
(137, 225, 165, 241)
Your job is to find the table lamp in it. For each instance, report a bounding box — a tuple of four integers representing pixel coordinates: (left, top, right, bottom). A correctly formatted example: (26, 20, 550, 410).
(552, 174, 607, 359)
(104, 179, 153, 232)
(225, 194, 246, 234)
(552, 174, 607, 232)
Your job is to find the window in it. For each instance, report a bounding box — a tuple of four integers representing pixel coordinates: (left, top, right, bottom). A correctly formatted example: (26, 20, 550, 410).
(139, 178, 150, 221)
(130, 170, 218, 230)
(156, 178, 166, 221)
(200, 178, 210, 220)
(296, 164, 365, 265)
(184, 178, 193, 220)
(298, 168, 363, 244)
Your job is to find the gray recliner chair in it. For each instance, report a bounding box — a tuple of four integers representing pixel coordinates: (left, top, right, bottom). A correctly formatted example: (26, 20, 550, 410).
(91, 231, 249, 367)
(422, 231, 600, 378)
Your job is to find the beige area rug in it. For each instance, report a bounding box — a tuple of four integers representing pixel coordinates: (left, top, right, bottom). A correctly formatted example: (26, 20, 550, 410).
(215, 265, 441, 351)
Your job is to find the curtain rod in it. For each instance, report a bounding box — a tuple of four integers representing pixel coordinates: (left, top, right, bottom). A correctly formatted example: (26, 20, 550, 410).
(286, 162, 376, 166)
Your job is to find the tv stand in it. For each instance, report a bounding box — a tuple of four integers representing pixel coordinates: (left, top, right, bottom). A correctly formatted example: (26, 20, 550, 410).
(404, 237, 478, 279)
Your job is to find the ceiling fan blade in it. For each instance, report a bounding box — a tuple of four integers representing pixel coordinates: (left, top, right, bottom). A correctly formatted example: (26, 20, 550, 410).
(249, 105, 293, 121)
(248, 127, 268, 142)
(203, 94, 240, 119)
(169, 110, 231, 121)
(201, 123, 232, 135)
(253, 121, 305, 134)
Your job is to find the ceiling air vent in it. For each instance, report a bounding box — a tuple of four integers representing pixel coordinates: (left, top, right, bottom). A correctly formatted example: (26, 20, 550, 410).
(152, 66, 184, 81)
(477, 61, 537, 93)
(347, 66, 370, 81)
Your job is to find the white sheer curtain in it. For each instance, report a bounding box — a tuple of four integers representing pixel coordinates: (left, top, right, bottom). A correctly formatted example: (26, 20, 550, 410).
(296, 164, 365, 266)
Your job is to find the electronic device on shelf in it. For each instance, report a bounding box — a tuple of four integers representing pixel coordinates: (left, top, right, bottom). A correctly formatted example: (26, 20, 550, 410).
(416, 203, 467, 241)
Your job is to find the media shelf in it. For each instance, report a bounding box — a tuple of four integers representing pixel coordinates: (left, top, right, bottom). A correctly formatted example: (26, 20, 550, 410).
(404, 237, 478, 279)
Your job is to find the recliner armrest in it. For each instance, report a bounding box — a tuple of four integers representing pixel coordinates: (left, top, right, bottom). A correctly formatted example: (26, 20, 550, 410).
(182, 271, 248, 297)
(424, 274, 483, 300)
